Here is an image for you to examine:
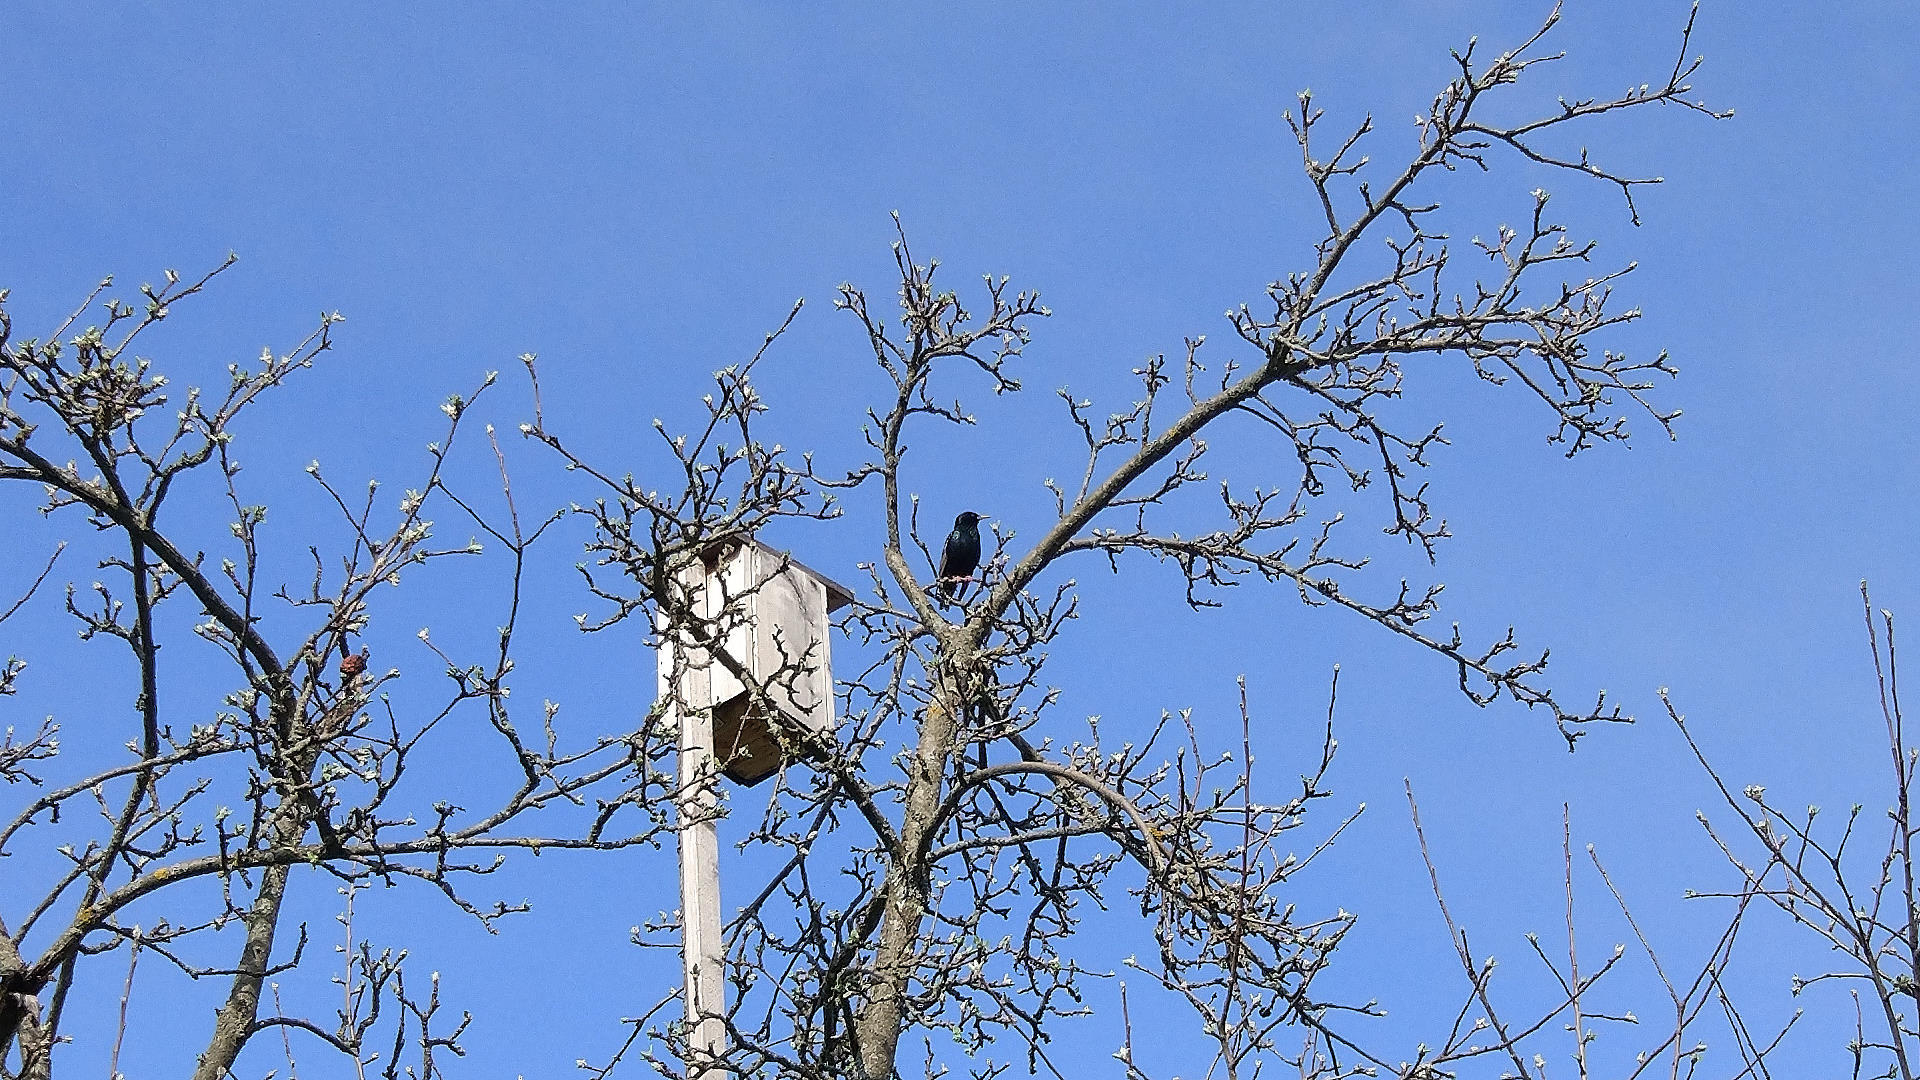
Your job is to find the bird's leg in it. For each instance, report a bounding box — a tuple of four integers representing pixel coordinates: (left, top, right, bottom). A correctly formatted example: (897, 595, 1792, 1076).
(937, 575, 980, 603)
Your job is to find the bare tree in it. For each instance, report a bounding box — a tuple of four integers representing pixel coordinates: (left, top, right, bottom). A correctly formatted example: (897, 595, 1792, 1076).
(1676, 586, 1920, 1080)
(0, 265, 687, 1078)
(0, 4, 1766, 1080)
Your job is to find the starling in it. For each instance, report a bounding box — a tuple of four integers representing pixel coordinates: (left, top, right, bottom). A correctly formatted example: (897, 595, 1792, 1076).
(937, 511, 984, 598)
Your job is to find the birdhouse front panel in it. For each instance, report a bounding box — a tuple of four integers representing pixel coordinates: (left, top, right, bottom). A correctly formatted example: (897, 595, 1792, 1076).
(696, 541, 755, 712)
(656, 555, 716, 726)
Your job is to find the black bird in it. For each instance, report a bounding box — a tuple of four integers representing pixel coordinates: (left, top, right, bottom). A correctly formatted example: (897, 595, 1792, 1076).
(937, 511, 984, 598)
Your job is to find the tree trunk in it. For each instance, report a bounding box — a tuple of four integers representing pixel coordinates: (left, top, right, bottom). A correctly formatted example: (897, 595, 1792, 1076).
(855, 672, 965, 1079)
(192, 741, 315, 1080)
(191, 859, 294, 1080)
(1, 918, 51, 1078)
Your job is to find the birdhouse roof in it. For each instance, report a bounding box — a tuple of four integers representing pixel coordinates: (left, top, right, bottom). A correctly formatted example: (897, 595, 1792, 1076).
(699, 536, 855, 614)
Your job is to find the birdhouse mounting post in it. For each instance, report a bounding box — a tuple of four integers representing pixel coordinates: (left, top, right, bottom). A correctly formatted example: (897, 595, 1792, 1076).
(676, 698, 726, 1077)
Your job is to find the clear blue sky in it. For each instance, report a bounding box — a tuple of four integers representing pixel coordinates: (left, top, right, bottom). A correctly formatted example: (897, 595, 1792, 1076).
(3, 3, 1916, 1076)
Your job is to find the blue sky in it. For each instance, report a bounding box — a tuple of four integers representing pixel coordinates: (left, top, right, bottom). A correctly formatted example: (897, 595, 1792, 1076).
(3, 2, 1917, 1076)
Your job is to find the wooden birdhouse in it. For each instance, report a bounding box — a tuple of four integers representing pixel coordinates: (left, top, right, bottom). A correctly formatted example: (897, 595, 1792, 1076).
(656, 537, 853, 786)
